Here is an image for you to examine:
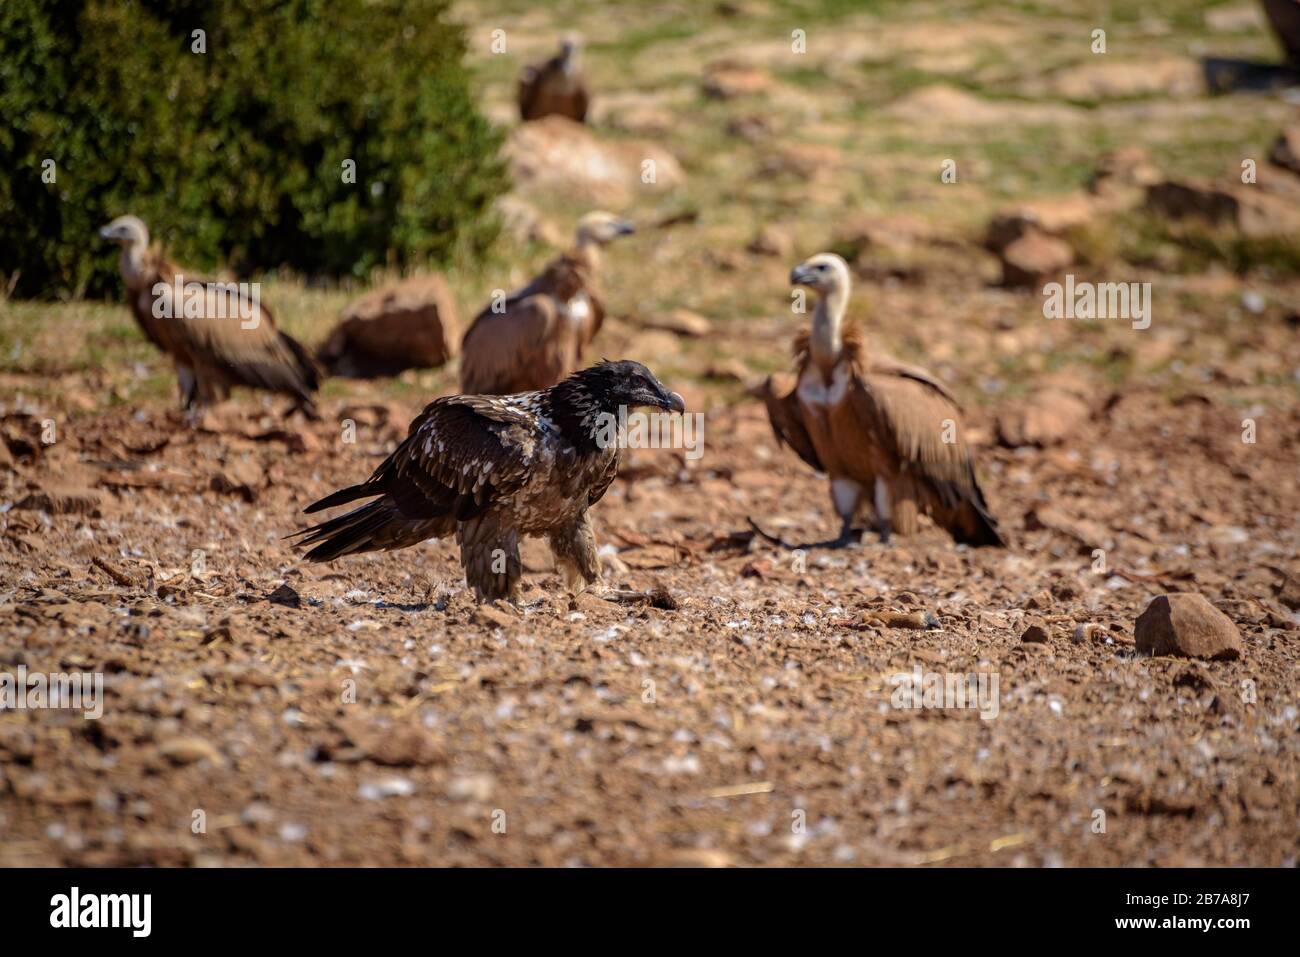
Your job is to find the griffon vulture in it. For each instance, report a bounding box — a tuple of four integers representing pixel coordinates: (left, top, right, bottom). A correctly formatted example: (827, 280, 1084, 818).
(459, 211, 634, 396)
(762, 253, 1003, 548)
(290, 360, 685, 602)
(99, 215, 320, 414)
(518, 34, 589, 123)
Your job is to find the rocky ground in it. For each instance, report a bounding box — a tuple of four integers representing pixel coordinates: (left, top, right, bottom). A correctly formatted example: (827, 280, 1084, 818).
(1, 0, 1298, 866)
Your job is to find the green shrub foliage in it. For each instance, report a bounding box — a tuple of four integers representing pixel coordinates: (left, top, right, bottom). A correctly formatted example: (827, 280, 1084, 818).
(0, 0, 508, 298)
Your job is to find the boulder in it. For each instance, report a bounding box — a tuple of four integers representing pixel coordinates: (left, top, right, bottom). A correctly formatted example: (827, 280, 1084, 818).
(997, 227, 1073, 288)
(318, 274, 460, 378)
(1262, 0, 1300, 64)
(1144, 179, 1300, 237)
(997, 389, 1091, 447)
(1269, 125, 1300, 175)
(507, 116, 683, 205)
(702, 61, 772, 99)
(1134, 593, 1244, 661)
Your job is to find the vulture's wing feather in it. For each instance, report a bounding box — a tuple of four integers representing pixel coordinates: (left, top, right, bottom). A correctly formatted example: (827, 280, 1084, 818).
(851, 369, 1002, 545)
(151, 265, 320, 401)
(517, 63, 543, 119)
(460, 295, 569, 395)
(762, 372, 824, 472)
(291, 396, 542, 558)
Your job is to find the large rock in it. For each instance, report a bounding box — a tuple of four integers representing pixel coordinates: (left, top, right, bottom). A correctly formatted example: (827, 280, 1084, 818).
(1134, 593, 1244, 661)
(835, 214, 995, 286)
(997, 389, 1090, 447)
(702, 60, 772, 99)
(1144, 179, 1300, 237)
(985, 194, 1098, 254)
(507, 116, 683, 204)
(1262, 0, 1300, 64)
(997, 227, 1073, 288)
(1269, 125, 1300, 175)
(318, 274, 460, 378)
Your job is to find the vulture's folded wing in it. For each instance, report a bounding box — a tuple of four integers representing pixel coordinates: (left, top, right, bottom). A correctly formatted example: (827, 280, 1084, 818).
(300, 397, 538, 520)
(517, 64, 542, 118)
(761, 372, 824, 472)
(158, 275, 319, 399)
(460, 295, 567, 395)
(851, 370, 1002, 544)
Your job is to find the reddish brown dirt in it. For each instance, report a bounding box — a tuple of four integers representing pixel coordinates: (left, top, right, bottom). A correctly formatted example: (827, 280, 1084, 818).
(2, 326, 1297, 866)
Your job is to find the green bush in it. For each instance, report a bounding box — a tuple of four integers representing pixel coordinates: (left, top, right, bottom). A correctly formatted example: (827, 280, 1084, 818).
(0, 0, 509, 299)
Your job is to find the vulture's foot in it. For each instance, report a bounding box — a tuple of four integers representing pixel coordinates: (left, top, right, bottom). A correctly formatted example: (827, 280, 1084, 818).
(876, 520, 893, 545)
(828, 521, 864, 550)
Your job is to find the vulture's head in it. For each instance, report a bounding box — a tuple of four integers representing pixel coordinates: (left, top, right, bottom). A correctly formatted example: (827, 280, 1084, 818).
(574, 359, 685, 413)
(560, 33, 583, 68)
(790, 252, 850, 297)
(99, 215, 149, 249)
(576, 211, 635, 247)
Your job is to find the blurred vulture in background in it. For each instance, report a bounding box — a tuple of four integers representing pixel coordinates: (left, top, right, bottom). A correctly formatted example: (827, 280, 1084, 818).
(100, 215, 320, 415)
(518, 34, 589, 122)
(459, 211, 634, 396)
(761, 253, 1003, 548)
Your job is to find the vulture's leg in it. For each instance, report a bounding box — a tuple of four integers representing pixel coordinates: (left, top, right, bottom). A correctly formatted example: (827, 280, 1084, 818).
(176, 364, 198, 410)
(829, 477, 865, 548)
(873, 477, 893, 544)
(457, 517, 523, 603)
(548, 512, 600, 595)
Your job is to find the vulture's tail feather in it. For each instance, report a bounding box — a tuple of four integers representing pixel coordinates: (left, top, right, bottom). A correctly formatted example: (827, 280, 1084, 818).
(278, 330, 323, 395)
(954, 504, 1005, 548)
(292, 499, 395, 562)
(303, 483, 380, 514)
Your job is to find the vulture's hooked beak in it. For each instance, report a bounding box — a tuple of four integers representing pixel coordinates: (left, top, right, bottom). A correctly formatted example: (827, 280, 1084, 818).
(98, 226, 114, 241)
(658, 390, 686, 414)
(616, 219, 636, 237)
(789, 264, 813, 286)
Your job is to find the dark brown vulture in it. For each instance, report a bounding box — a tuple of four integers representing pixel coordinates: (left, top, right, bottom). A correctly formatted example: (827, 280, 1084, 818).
(290, 360, 685, 602)
(518, 34, 589, 123)
(99, 215, 320, 414)
(762, 252, 1004, 548)
(459, 211, 633, 396)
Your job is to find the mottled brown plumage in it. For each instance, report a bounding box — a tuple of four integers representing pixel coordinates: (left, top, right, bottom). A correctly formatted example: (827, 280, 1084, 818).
(459, 212, 633, 396)
(765, 253, 1003, 547)
(100, 215, 320, 413)
(518, 35, 590, 123)
(290, 360, 685, 602)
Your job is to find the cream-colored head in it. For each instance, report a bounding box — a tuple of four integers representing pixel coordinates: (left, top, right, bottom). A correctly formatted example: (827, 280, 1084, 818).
(789, 252, 850, 298)
(99, 214, 149, 249)
(575, 211, 635, 247)
(559, 33, 583, 70)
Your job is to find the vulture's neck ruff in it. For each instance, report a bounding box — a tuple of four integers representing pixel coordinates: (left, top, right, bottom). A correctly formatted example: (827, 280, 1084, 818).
(809, 285, 849, 374)
(541, 376, 617, 454)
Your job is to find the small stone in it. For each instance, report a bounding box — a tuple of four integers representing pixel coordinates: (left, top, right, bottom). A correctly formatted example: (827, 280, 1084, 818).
(1025, 590, 1054, 610)
(159, 736, 224, 766)
(1134, 593, 1244, 661)
(267, 583, 301, 609)
(472, 603, 517, 630)
(865, 610, 939, 630)
(1021, 619, 1051, 643)
(644, 308, 713, 338)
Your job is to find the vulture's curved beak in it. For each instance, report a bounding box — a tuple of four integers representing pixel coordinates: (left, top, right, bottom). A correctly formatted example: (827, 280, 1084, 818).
(98, 226, 114, 241)
(663, 390, 686, 413)
(616, 219, 636, 237)
(789, 264, 812, 286)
